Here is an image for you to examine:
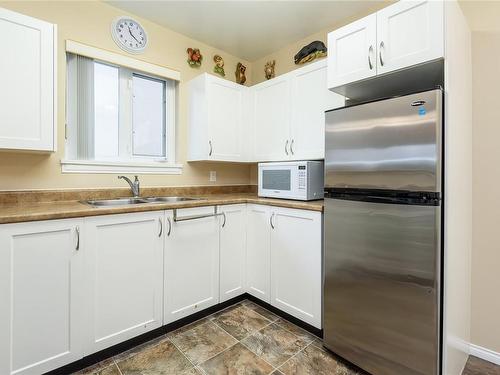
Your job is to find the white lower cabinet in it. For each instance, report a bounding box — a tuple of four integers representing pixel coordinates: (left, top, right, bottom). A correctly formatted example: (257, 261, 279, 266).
(84, 212, 164, 353)
(270, 207, 322, 328)
(0, 219, 84, 375)
(246, 204, 272, 303)
(219, 204, 247, 302)
(164, 207, 220, 323)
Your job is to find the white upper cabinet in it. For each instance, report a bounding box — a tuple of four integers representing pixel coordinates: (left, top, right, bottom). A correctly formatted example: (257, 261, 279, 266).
(327, 14, 377, 88)
(270, 207, 322, 328)
(291, 60, 344, 160)
(0, 8, 56, 152)
(253, 75, 291, 162)
(84, 212, 164, 354)
(188, 74, 248, 162)
(219, 204, 247, 302)
(377, 0, 444, 75)
(164, 207, 220, 323)
(327, 0, 444, 89)
(0, 219, 84, 375)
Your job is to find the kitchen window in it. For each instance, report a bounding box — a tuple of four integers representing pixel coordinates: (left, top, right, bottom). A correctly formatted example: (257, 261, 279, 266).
(63, 47, 180, 174)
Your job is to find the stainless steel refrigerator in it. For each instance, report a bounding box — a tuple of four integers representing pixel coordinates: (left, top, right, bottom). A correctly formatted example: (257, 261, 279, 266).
(323, 88, 443, 375)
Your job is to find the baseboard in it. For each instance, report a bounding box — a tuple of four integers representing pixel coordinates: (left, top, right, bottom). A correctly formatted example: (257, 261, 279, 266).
(470, 343, 500, 365)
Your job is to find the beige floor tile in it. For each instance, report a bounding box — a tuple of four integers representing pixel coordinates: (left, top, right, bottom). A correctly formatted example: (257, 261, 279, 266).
(462, 356, 500, 375)
(241, 323, 307, 368)
(211, 304, 272, 340)
(274, 318, 317, 344)
(199, 343, 274, 375)
(170, 321, 238, 365)
(243, 301, 279, 322)
(116, 339, 192, 375)
(278, 344, 364, 375)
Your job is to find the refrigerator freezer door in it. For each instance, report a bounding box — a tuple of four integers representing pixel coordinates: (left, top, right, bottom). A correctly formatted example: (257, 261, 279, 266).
(323, 198, 440, 375)
(325, 89, 442, 192)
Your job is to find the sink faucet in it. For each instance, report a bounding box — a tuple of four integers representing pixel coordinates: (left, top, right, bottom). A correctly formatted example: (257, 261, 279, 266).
(118, 175, 140, 197)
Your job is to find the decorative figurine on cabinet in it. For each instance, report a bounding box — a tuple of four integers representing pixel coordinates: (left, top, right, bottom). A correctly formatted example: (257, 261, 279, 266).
(235, 62, 247, 85)
(213, 55, 225, 76)
(294, 41, 327, 64)
(264, 60, 275, 80)
(186, 48, 202, 67)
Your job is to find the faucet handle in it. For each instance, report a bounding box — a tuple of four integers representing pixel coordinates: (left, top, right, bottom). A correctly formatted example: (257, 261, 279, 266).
(134, 175, 139, 182)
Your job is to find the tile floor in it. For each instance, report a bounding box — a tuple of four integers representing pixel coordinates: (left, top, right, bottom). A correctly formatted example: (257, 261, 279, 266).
(73, 299, 500, 375)
(73, 299, 365, 375)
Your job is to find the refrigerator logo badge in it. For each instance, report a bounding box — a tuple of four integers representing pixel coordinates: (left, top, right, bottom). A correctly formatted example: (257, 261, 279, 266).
(411, 100, 427, 116)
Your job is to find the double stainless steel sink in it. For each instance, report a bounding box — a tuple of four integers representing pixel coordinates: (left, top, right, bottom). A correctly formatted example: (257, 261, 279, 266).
(84, 196, 201, 207)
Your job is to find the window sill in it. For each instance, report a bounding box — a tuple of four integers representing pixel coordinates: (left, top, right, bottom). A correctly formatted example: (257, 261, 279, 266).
(61, 159, 183, 175)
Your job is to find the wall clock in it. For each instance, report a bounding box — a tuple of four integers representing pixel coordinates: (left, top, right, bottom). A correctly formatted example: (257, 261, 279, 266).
(111, 17, 148, 54)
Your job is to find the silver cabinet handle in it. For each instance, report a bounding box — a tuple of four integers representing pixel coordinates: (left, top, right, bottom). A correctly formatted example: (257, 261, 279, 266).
(75, 226, 80, 251)
(166, 217, 172, 236)
(158, 217, 163, 237)
(209, 140, 213, 156)
(173, 207, 223, 222)
(290, 139, 295, 155)
(270, 213, 275, 229)
(368, 45, 374, 70)
(221, 212, 226, 228)
(379, 41, 385, 66)
(285, 140, 289, 155)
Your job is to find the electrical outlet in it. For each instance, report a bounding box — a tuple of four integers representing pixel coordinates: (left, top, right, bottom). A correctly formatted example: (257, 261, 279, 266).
(209, 171, 217, 182)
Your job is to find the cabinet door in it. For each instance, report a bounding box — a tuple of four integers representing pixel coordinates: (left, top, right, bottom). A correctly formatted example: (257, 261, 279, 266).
(164, 207, 220, 323)
(85, 212, 163, 353)
(246, 204, 271, 303)
(0, 219, 84, 375)
(0, 8, 55, 151)
(270, 208, 322, 328)
(253, 76, 291, 161)
(327, 14, 377, 88)
(219, 204, 247, 302)
(290, 60, 345, 160)
(208, 77, 243, 161)
(377, 0, 444, 75)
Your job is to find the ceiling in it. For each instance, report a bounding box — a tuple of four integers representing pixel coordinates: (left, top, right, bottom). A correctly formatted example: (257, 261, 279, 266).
(106, 1, 387, 61)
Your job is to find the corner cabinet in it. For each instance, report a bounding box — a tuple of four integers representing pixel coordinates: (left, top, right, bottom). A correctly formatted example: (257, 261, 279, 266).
(246, 204, 272, 303)
(0, 8, 56, 152)
(219, 204, 247, 302)
(164, 207, 220, 323)
(188, 74, 250, 162)
(328, 0, 444, 89)
(0, 219, 84, 375)
(84, 212, 164, 353)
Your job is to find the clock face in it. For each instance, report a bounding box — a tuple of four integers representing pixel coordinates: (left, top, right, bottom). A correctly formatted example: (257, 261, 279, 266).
(111, 17, 147, 54)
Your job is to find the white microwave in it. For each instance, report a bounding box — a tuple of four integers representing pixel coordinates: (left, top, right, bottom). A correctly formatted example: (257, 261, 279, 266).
(258, 161, 324, 201)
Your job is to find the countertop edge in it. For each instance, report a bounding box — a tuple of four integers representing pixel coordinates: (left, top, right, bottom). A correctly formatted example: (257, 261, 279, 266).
(0, 196, 323, 225)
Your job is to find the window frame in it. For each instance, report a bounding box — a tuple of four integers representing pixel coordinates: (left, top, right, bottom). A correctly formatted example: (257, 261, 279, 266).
(62, 48, 180, 175)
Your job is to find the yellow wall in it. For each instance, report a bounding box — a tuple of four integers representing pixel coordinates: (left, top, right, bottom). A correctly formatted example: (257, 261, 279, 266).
(251, 3, 388, 85)
(0, 1, 253, 190)
(470, 31, 500, 354)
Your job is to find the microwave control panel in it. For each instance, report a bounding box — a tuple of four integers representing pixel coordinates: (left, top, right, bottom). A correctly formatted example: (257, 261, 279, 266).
(298, 165, 307, 190)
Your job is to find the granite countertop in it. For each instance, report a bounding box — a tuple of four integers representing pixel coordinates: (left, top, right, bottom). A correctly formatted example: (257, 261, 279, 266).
(0, 193, 323, 224)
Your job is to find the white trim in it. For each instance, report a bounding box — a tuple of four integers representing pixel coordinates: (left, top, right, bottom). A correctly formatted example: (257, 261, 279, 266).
(60, 159, 183, 175)
(65, 40, 180, 81)
(470, 343, 500, 365)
